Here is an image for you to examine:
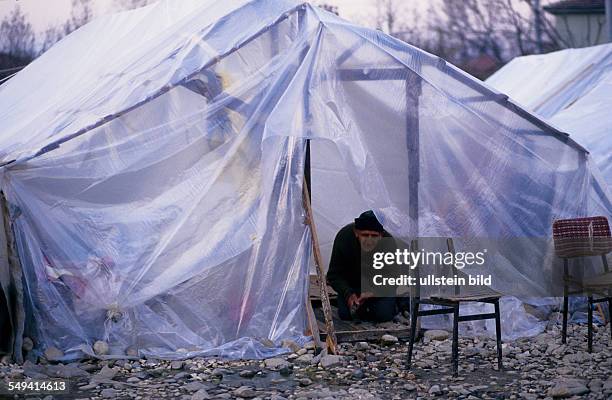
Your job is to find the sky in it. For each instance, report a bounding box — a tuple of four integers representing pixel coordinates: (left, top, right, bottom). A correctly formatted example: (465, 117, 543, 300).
(0, 0, 401, 34)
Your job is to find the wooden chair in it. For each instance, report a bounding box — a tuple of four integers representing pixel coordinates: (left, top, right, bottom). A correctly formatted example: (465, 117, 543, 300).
(552, 216, 612, 352)
(406, 238, 502, 377)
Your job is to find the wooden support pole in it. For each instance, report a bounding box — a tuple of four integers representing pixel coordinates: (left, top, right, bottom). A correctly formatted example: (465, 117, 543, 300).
(302, 180, 337, 354)
(304, 286, 323, 350)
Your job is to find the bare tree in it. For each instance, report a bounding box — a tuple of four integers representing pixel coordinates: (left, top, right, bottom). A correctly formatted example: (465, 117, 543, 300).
(0, 6, 36, 59)
(393, 0, 570, 78)
(64, 0, 93, 35)
(375, 0, 416, 34)
(114, 0, 154, 11)
(41, 0, 93, 52)
(0, 6, 36, 81)
(319, 4, 340, 16)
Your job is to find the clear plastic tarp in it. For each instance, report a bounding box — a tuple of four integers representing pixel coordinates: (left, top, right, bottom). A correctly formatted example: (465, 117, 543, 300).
(486, 44, 612, 186)
(0, 0, 610, 360)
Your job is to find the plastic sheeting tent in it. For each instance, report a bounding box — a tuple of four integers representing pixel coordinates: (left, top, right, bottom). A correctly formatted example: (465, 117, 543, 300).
(486, 43, 612, 186)
(0, 0, 611, 361)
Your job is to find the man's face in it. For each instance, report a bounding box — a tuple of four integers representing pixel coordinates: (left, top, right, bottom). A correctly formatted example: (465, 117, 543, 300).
(355, 229, 382, 252)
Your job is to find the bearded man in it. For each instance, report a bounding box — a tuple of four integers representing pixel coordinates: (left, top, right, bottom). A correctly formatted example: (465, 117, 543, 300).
(326, 210, 399, 322)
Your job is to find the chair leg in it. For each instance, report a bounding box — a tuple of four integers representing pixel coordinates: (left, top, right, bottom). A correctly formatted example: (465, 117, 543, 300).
(494, 299, 503, 371)
(452, 303, 459, 377)
(587, 296, 593, 353)
(406, 299, 419, 369)
(562, 294, 569, 344)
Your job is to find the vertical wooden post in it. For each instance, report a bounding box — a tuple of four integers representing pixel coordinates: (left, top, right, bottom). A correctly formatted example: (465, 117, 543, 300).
(302, 178, 337, 354)
(406, 71, 422, 339)
(0, 191, 25, 363)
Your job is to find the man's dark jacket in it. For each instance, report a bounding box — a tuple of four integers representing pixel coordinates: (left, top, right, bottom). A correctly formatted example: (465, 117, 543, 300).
(326, 223, 394, 301)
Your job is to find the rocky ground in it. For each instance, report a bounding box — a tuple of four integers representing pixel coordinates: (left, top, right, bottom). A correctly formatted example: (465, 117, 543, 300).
(1, 320, 611, 400)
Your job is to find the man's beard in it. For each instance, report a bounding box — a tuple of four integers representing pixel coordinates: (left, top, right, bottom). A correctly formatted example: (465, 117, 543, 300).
(359, 238, 379, 253)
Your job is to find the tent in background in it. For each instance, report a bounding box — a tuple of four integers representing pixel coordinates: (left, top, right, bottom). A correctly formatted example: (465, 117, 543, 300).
(486, 43, 612, 187)
(0, 0, 610, 362)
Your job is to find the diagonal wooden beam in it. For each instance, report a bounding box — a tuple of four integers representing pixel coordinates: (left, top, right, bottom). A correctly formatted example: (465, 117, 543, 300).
(302, 179, 337, 354)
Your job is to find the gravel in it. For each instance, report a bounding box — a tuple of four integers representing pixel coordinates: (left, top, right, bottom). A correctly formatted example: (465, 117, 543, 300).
(3, 313, 610, 399)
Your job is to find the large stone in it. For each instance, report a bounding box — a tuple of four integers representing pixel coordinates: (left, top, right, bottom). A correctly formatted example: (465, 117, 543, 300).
(355, 342, 370, 350)
(294, 354, 314, 364)
(93, 341, 109, 356)
(233, 386, 257, 398)
(23, 361, 90, 379)
(280, 339, 301, 353)
(23, 361, 50, 379)
(91, 365, 118, 383)
(264, 358, 288, 369)
(548, 379, 589, 398)
(429, 384, 442, 395)
(239, 369, 256, 378)
(184, 381, 206, 392)
(78, 383, 97, 390)
(319, 355, 344, 368)
(81, 363, 98, 372)
(298, 378, 313, 386)
(101, 388, 117, 398)
(588, 379, 603, 391)
(424, 330, 450, 341)
(53, 364, 91, 379)
(381, 334, 399, 345)
(171, 360, 184, 370)
(44, 346, 64, 362)
(191, 388, 211, 400)
(175, 372, 190, 380)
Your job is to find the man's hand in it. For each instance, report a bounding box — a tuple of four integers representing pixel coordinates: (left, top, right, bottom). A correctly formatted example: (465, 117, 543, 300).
(357, 292, 374, 305)
(347, 293, 360, 309)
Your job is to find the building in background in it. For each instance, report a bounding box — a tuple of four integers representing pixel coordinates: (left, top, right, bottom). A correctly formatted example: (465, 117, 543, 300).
(544, 0, 608, 47)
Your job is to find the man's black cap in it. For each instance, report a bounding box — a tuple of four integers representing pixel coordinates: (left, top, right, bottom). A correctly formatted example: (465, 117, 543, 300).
(354, 210, 384, 232)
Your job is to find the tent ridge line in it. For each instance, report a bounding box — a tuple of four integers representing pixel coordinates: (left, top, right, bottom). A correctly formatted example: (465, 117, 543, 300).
(335, 21, 587, 155)
(443, 64, 589, 154)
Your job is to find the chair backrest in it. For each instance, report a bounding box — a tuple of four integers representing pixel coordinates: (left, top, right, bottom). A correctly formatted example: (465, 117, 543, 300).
(553, 216, 612, 258)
